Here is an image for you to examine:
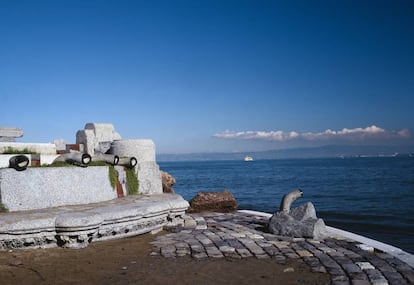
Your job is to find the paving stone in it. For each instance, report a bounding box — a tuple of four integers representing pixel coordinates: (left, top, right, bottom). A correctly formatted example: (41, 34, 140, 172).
(192, 252, 208, 259)
(366, 270, 389, 285)
(297, 250, 313, 257)
(205, 246, 224, 258)
(271, 241, 290, 249)
(395, 264, 413, 272)
(349, 272, 369, 281)
(319, 256, 342, 270)
(332, 275, 350, 283)
(286, 252, 300, 259)
(387, 280, 409, 285)
(210, 236, 225, 245)
(223, 251, 242, 259)
(356, 262, 375, 270)
(262, 245, 280, 256)
(274, 254, 287, 264)
(343, 263, 363, 274)
(280, 247, 296, 254)
(230, 232, 246, 238)
(190, 244, 205, 254)
(247, 233, 264, 240)
(149, 212, 413, 285)
(303, 256, 321, 267)
(311, 266, 327, 273)
(160, 245, 176, 255)
(332, 279, 352, 285)
(225, 238, 244, 249)
(328, 268, 346, 276)
(248, 245, 267, 256)
(176, 248, 191, 257)
(382, 271, 405, 282)
(236, 248, 253, 258)
(256, 241, 273, 248)
(195, 234, 213, 246)
(330, 250, 346, 257)
(400, 270, 414, 284)
(256, 254, 270, 259)
(219, 245, 236, 253)
(195, 224, 208, 230)
(351, 280, 371, 285)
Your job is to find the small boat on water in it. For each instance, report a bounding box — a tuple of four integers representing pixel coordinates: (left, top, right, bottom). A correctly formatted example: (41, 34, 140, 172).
(244, 156, 254, 161)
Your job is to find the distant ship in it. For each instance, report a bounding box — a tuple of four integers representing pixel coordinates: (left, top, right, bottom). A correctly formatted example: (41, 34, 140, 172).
(244, 156, 254, 161)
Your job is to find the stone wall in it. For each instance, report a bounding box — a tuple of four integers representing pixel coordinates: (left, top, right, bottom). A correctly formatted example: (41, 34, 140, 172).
(0, 167, 118, 211)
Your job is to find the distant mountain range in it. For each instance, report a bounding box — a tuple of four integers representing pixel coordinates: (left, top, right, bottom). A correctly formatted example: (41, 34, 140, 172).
(157, 145, 414, 161)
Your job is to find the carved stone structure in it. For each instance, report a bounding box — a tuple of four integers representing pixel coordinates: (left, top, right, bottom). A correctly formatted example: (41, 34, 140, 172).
(75, 123, 163, 195)
(76, 123, 121, 155)
(0, 194, 189, 249)
(0, 123, 189, 250)
(268, 190, 326, 239)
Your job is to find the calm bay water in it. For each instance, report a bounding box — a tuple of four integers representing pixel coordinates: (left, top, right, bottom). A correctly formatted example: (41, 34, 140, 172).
(159, 157, 414, 254)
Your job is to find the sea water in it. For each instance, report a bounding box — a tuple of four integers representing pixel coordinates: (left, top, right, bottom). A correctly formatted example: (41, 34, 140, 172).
(159, 157, 414, 254)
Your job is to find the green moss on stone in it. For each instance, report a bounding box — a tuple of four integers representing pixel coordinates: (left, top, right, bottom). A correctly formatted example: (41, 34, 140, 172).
(126, 167, 139, 195)
(108, 165, 117, 189)
(1, 147, 37, 154)
(0, 203, 8, 213)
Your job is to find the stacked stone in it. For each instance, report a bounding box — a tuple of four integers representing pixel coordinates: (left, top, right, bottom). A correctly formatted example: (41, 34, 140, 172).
(0, 128, 23, 142)
(151, 212, 414, 285)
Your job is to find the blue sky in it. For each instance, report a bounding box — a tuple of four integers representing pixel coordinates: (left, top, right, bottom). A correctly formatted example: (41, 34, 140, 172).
(1, 0, 413, 154)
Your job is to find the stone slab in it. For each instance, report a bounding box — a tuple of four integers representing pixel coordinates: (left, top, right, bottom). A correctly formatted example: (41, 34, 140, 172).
(0, 128, 23, 141)
(0, 166, 118, 211)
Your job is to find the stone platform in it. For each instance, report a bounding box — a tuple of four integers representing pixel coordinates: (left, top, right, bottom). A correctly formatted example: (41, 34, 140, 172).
(151, 212, 414, 285)
(0, 194, 189, 249)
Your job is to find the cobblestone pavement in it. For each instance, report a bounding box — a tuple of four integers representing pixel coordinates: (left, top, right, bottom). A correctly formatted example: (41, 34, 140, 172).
(151, 212, 414, 285)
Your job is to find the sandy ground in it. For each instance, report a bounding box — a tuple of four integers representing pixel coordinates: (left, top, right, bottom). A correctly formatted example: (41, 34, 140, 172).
(0, 232, 330, 285)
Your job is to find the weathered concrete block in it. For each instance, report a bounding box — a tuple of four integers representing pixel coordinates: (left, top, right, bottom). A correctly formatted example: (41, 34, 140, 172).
(76, 123, 121, 155)
(137, 161, 163, 195)
(0, 167, 118, 211)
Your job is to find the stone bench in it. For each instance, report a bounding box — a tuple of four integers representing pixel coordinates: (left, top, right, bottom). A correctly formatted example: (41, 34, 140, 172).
(0, 194, 189, 249)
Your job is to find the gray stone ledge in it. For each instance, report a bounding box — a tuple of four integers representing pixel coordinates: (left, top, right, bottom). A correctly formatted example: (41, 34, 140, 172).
(0, 194, 189, 249)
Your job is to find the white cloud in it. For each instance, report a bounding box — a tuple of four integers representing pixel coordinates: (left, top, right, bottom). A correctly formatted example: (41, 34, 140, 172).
(213, 125, 410, 142)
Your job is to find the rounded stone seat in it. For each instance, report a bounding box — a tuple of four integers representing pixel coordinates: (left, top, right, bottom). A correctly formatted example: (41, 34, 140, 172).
(55, 212, 103, 233)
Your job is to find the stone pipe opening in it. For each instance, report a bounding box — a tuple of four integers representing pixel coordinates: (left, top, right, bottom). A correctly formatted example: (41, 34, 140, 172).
(9, 155, 30, 171)
(118, 157, 137, 169)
